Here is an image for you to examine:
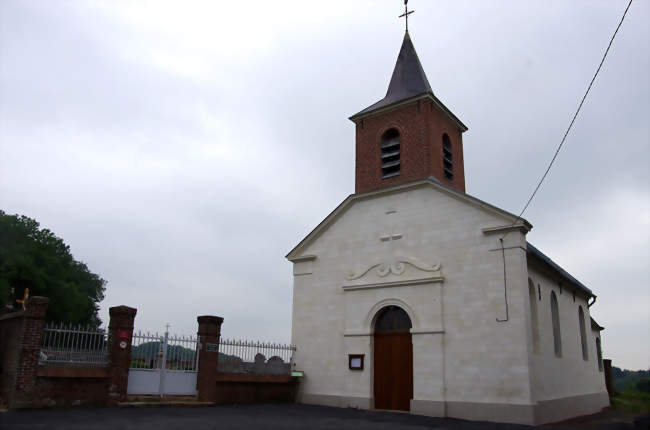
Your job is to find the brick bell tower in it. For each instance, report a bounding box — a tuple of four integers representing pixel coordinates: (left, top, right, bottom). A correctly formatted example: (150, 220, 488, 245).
(349, 31, 468, 194)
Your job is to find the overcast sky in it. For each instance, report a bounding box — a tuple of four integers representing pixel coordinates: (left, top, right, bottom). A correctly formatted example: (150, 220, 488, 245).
(1, 1, 648, 370)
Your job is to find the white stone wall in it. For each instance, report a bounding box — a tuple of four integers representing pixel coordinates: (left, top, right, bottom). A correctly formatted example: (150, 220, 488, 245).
(290, 184, 536, 414)
(525, 262, 608, 404)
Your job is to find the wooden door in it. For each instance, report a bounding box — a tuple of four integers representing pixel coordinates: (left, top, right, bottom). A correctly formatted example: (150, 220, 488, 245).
(373, 306, 413, 411)
(373, 331, 413, 410)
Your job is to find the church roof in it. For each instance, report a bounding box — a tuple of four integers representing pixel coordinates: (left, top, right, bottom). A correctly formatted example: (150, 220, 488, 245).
(366, 32, 432, 111)
(590, 317, 604, 331)
(349, 32, 467, 131)
(526, 242, 594, 298)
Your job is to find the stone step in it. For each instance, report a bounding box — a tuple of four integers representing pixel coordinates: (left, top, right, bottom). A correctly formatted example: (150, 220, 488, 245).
(118, 401, 215, 408)
(120, 395, 214, 408)
(127, 395, 197, 402)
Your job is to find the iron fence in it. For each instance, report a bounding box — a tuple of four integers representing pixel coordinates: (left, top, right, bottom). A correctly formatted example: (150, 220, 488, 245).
(217, 338, 295, 375)
(40, 322, 108, 367)
(130, 331, 199, 371)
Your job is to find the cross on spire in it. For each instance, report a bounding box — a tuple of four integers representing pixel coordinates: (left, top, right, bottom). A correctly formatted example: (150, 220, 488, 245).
(399, 0, 415, 33)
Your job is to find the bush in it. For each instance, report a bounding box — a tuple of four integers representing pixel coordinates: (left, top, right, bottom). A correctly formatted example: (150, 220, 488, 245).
(636, 378, 650, 394)
(612, 389, 650, 413)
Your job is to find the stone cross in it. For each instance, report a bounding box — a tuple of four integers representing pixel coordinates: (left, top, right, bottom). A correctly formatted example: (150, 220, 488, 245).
(380, 210, 403, 243)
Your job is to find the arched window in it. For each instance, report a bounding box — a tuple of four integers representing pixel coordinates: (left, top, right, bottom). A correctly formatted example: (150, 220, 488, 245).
(374, 305, 412, 332)
(528, 279, 540, 353)
(578, 306, 588, 361)
(596, 337, 603, 371)
(381, 129, 400, 179)
(442, 133, 453, 181)
(551, 291, 562, 357)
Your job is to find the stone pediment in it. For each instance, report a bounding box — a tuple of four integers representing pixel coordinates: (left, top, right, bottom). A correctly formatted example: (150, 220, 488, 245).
(342, 257, 443, 291)
(286, 178, 531, 262)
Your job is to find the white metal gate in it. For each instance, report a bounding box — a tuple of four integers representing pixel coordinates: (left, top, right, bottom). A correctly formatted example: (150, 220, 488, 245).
(127, 327, 199, 396)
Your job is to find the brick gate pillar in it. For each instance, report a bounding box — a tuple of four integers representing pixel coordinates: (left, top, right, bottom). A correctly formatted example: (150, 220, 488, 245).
(603, 359, 614, 400)
(107, 305, 137, 405)
(197, 315, 223, 402)
(12, 296, 49, 407)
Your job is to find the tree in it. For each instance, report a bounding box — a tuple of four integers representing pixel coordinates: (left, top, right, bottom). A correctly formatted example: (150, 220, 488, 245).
(0, 210, 105, 326)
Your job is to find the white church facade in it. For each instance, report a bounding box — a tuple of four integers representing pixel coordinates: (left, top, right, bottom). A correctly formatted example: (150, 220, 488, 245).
(287, 31, 608, 425)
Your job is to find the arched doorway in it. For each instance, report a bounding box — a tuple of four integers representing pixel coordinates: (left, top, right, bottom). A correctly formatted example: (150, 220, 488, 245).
(373, 305, 413, 411)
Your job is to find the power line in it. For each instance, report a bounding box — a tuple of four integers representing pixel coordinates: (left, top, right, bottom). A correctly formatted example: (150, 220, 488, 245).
(505, 0, 633, 232)
(494, 1, 633, 323)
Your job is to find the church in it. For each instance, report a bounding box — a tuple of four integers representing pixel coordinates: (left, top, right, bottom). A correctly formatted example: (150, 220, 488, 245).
(286, 26, 609, 426)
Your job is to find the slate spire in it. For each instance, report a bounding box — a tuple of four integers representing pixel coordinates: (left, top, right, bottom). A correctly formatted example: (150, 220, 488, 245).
(386, 32, 432, 100)
(351, 32, 433, 118)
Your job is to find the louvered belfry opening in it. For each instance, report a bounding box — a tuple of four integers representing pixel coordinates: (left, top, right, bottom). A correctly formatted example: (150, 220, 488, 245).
(351, 32, 468, 194)
(443, 133, 453, 181)
(381, 128, 401, 179)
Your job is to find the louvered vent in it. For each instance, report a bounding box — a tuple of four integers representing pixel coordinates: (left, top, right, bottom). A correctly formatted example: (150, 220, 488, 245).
(442, 133, 453, 181)
(381, 129, 400, 179)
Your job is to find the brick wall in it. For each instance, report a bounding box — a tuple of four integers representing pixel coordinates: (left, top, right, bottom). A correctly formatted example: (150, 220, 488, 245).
(197, 315, 224, 402)
(2, 302, 298, 408)
(31, 367, 109, 408)
(11, 297, 49, 408)
(106, 306, 137, 405)
(603, 359, 614, 399)
(0, 311, 25, 406)
(354, 99, 465, 194)
(196, 315, 299, 405)
(213, 374, 297, 404)
(0, 298, 136, 409)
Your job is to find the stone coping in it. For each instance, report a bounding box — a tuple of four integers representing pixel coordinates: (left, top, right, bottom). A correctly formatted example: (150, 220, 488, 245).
(215, 373, 296, 384)
(0, 310, 26, 321)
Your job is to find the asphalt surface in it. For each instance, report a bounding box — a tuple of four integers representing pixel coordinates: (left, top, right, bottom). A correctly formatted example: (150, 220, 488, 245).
(0, 404, 647, 430)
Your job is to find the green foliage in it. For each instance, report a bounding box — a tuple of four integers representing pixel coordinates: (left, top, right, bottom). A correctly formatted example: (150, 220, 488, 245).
(612, 366, 650, 391)
(610, 367, 650, 413)
(636, 378, 650, 394)
(130, 359, 149, 368)
(0, 210, 105, 326)
(611, 389, 650, 413)
(131, 342, 196, 361)
(130, 341, 197, 370)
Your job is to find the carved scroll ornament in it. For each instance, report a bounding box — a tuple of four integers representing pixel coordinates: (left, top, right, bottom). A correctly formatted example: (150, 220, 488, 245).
(346, 258, 441, 281)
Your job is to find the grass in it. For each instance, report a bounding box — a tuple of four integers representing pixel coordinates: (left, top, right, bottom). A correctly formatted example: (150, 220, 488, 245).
(611, 389, 650, 413)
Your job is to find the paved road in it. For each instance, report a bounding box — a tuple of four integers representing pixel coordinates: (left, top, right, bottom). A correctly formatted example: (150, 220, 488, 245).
(0, 404, 646, 430)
